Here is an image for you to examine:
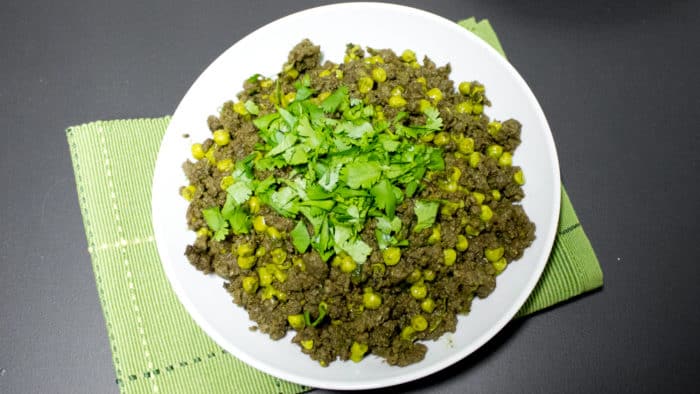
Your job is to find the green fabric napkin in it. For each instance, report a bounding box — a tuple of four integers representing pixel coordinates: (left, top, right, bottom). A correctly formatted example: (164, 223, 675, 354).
(67, 19, 602, 394)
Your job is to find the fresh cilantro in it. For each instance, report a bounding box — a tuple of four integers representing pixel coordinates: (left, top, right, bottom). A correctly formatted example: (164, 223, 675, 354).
(290, 221, 311, 253)
(228, 205, 251, 235)
(423, 106, 443, 131)
(206, 77, 449, 264)
(370, 179, 397, 218)
(342, 161, 381, 189)
(244, 100, 260, 115)
(269, 186, 299, 217)
(226, 182, 252, 206)
(320, 86, 348, 113)
(246, 73, 261, 83)
(202, 207, 229, 241)
(253, 113, 279, 131)
(413, 200, 440, 232)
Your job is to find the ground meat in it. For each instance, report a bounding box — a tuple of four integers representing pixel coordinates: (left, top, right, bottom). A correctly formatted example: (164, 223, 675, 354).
(182, 40, 535, 367)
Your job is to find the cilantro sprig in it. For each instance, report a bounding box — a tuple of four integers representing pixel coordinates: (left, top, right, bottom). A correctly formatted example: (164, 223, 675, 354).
(202, 79, 445, 264)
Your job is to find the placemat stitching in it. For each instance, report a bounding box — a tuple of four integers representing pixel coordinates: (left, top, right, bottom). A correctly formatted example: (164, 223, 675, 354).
(67, 130, 124, 381)
(97, 124, 159, 394)
(115, 348, 228, 387)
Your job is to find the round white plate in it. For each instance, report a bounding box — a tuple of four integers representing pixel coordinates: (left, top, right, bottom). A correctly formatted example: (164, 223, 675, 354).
(152, 2, 560, 390)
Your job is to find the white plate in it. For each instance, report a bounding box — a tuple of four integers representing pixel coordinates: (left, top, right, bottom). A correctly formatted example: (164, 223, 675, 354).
(152, 2, 560, 390)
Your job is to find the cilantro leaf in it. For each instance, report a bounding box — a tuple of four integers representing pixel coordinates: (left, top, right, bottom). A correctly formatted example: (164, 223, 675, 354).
(244, 100, 260, 115)
(278, 107, 297, 129)
(226, 182, 253, 206)
(413, 200, 440, 232)
(290, 221, 311, 253)
(202, 207, 229, 241)
(295, 86, 315, 101)
(320, 86, 348, 113)
(253, 113, 279, 131)
(229, 205, 251, 235)
(269, 186, 299, 217)
(344, 121, 374, 139)
(423, 106, 443, 131)
(342, 161, 381, 189)
(371, 179, 397, 218)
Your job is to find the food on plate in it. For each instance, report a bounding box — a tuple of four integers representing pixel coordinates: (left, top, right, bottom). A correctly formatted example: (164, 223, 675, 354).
(180, 40, 534, 366)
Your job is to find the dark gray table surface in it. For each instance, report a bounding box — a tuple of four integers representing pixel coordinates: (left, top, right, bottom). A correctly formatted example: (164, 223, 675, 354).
(2, 0, 699, 393)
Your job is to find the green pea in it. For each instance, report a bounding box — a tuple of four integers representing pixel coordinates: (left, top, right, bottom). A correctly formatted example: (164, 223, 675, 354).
(458, 137, 475, 154)
(498, 152, 513, 167)
(487, 121, 502, 135)
(418, 99, 432, 113)
(401, 49, 416, 63)
(443, 249, 457, 266)
(180, 185, 196, 201)
(406, 269, 422, 284)
(456, 235, 469, 251)
(191, 143, 205, 160)
(443, 181, 458, 193)
(401, 326, 416, 341)
(287, 314, 306, 330)
(266, 226, 282, 239)
(213, 129, 230, 146)
(458, 81, 472, 96)
(300, 339, 314, 350)
(271, 248, 287, 265)
(427, 88, 443, 103)
(219, 176, 234, 190)
(248, 196, 261, 214)
(422, 269, 436, 281)
(237, 243, 255, 257)
(493, 257, 507, 274)
(485, 246, 504, 262)
(390, 86, 404, 96)
(258, 266, 273, 287)
(363, 292, 382, 309)
(255, 246, 267, 257)
(472, 191, 485, 205)
(514, 169, 525, 185)
(433, 132, 450, 146)
(272, 266, 288, 283)
(411, 315, 428, 331)
(237, 255, 256, 270)
(421, 298, 436, 313)
(252, 216, 267, 232)
(491, 190, 502, 201)
(242, 276, 259, 294)
(388, 95, 407, 108)
(480, 205, 493, 221)
(456, 101, 473, 114)
(357, 76, 374, 93)
(469, 152, 481, 168)
(472, 103, 483, 114)
(410, 283, 427, 299)
(486, 144, 504, 159)
(340, 256, 357, 273)
(371, 67, 387, 83)
(350, 342, 369, 362)
(292, 256, 305, 272)
(382, 247, 401, 266)
(466, 224, 481, 236)
(428, 225, 441, 244)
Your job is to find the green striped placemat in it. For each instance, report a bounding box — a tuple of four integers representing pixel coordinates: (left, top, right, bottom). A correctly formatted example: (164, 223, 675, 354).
(66, 19, 602, 393)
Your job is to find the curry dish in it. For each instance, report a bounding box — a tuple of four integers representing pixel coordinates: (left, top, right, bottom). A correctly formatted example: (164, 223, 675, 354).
(180, 40, 534, 366)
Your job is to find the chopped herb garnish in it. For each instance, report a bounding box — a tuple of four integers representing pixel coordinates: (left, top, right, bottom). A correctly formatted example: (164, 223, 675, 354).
(202, 207, 229, 241)
(203, 84, 445, 263)
(413, 200, 440, 232)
